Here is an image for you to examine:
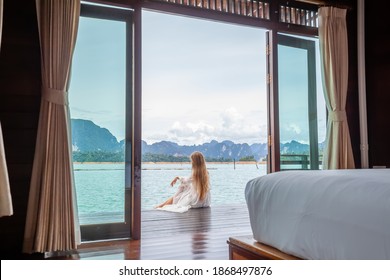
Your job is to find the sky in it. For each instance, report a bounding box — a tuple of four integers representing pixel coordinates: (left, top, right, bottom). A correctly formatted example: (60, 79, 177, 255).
(142, 10, 268, 145)
(69, 8, 326, 146)
(69, 16, 126, 142)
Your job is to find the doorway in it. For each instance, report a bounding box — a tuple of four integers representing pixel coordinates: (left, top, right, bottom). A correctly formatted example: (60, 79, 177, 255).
(69, 2, 325, 243)
(142, 10, 269, 211)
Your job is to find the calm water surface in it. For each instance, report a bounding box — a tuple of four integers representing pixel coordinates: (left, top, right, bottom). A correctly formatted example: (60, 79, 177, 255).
(74, 163, 266, 224)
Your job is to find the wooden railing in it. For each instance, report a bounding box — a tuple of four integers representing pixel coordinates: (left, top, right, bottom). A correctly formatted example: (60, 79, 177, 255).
(280, 154, 322, 170)
(155, 0, 271, 19)
(279, 4, 318, 27)
(153, 0, 319, 27)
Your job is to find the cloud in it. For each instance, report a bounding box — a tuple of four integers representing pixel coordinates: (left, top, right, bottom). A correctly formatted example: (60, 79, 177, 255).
(280, 122, 309, 144)
(168, 121, 216, 144)
(170, 121, 215, 137)
(221, 107, 244, 129)
(286, 123, 302, 135)
(150, 107, 268, 145)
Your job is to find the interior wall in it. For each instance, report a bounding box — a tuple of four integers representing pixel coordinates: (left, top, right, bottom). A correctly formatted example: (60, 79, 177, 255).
(345, 1, 361, 168)
(0, 0, 41, 258)
(365, 2, 390, 168)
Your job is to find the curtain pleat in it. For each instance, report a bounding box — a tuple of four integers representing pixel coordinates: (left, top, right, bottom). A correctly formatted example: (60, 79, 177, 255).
(318, 7, 355, 169)
(23, 0, 80, 253)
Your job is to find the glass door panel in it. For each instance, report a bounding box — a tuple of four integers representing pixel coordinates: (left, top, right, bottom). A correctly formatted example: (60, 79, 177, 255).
(69, 4, 133, 241)
(277, 34, 319, 170)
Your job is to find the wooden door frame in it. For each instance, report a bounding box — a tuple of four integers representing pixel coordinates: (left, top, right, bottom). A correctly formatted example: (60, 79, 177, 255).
(83, 0, 327, 240)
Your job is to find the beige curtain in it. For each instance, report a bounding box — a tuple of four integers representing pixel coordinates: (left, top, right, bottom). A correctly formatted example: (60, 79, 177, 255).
(23, 0, 80, 253)
(318, 7, 355, 169)
(0, 0, 14, 218)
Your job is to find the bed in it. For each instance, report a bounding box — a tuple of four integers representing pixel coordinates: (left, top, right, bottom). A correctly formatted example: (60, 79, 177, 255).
(243, 169, 390, 260)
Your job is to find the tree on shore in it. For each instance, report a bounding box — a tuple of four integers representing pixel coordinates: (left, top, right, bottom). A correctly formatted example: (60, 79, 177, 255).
(239, 155, 256, 162)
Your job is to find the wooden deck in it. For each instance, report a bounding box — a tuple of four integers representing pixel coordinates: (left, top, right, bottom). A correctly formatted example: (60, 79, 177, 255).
(57, 204, 252, 260)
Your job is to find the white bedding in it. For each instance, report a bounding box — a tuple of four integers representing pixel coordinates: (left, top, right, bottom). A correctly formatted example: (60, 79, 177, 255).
(245, 169, 390, 260)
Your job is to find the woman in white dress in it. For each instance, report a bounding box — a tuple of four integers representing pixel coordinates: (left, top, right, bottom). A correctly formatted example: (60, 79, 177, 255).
(155, 151, 210, 213)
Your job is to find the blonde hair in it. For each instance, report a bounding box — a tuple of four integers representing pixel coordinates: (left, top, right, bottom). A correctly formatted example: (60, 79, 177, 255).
(190, 151, 210, 201)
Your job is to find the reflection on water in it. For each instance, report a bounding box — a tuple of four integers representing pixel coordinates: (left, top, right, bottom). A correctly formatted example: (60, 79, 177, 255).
(191, 207, 211, 259)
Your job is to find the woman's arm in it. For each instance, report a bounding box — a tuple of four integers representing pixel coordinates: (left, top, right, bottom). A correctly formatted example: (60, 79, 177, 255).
(170, 176, 180, 187)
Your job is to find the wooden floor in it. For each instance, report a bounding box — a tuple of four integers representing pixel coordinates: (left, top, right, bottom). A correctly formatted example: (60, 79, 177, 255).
(55, 204, 252, 260)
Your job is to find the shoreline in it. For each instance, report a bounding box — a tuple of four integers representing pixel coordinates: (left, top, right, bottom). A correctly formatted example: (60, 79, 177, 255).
(74, 161, 267, 165)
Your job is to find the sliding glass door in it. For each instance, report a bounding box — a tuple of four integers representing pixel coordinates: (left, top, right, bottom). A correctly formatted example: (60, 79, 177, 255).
(69, 4, 134, 241)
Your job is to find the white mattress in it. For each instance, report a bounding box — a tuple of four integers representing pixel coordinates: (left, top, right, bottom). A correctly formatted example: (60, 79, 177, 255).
(245, 169, 390, 259)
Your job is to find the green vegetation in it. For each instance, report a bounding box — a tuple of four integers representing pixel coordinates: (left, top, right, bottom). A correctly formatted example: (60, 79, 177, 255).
(239, 155, 256, 162)
(142, 153, 233, 163)
(206, 157, 233, 162)
(73, 151, 124, 162)
(142, 153, 189, 162)
(73, 152, 234, 163)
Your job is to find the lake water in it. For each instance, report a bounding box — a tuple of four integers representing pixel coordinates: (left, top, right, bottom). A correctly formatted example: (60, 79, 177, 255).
(74, 162, 266, 224)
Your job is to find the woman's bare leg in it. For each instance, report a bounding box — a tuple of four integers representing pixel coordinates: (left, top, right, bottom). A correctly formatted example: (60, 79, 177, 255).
(155, 196, 174, 208)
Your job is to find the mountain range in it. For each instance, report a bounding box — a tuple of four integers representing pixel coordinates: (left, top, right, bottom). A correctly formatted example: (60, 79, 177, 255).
(71, 118, 322, 161)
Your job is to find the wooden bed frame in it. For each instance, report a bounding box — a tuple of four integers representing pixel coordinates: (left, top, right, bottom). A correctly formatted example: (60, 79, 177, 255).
(227, 235, 301, 260)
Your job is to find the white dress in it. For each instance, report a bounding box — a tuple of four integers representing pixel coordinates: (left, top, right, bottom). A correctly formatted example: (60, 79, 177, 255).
(158, 176, 210, 213)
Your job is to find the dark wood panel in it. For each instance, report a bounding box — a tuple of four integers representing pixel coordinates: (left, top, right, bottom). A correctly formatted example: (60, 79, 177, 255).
(345, 3, 360, 168)
(0, 0, 41, 260)
(2, 129, 38, 151)
(365, 1, 390, 167)
(0, 0, 41, 97)
(6, 164, 33, 180)
(3, 148, 36, 164)
(0, 113, 39, 129)
(0, 96, 41, 113)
